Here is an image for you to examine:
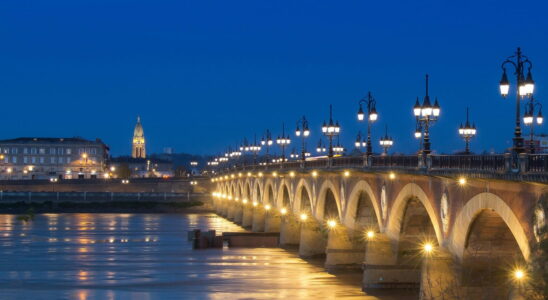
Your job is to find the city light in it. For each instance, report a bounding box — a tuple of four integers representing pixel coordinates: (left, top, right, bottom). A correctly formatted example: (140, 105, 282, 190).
(327, 219, 337, 228)
(389, 172, 396, 180)
(300, 213, 308, 221)
(312, 171, 318, 177)
(280, 208, 287, 215)
(513, 269, 525, 281)
(344, 170, 350, 177)
(423, 242, 434, 254)
(272, 171, 278, 177)
(458, 177, 467, 185)
(289, 171, 295, 178)
(242, 199, 248, 204)
(264, 204, 271, 211)
(252, 201, 258, 207)
(366, 230, 375, 240)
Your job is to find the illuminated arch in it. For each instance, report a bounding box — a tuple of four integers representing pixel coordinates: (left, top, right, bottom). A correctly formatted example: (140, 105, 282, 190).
(386, 183, 442, 245)
(263, 179, 276, 204)
(344, 180, 382, 230)
(315, 179, 342, 221)
(449, 192, 531, 260)
(293, 178, 314, 214)
(252, 179, 264, 204)
(276, 179, 293, 209)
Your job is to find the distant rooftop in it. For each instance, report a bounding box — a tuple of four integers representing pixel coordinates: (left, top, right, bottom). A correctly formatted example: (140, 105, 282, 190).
(0, 137, 107, 145)
(110, 156, 172, 164)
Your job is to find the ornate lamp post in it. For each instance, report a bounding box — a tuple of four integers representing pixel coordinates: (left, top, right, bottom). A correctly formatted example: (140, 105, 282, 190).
(333, 136, 345, 155)
(413, 74, 441, 155)
(316, 139, 327, 154)
(499, 47, 535, 154)
(458, 108, 477, 154)
(322, 105, 341, 158)
(357, 92, 378, 156)
(248, 135, 262, 164)
(379, 125, 394, 155)
(523, 96, 543, 153)
(276, 123, 291, 163)
(295, 116, 310, 162)
(355, 131, 367, 150)
(261, 130, 273, 164)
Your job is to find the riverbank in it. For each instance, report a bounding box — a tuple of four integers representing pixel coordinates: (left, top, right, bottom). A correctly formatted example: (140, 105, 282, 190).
(0, 200, 209, 214)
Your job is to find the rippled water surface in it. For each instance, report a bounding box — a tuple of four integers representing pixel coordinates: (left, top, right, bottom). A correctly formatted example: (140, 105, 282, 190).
(0, 213, 416, 299)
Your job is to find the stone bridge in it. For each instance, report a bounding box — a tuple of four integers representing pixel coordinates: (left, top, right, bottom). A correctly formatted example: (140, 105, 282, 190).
(209, 158, 547, 299)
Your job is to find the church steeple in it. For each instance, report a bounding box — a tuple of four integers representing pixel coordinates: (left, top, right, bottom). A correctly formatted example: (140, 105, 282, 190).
(132, 116, 146, 158)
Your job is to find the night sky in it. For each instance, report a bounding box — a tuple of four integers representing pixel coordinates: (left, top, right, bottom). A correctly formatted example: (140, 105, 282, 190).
(0, 1, 547, 156)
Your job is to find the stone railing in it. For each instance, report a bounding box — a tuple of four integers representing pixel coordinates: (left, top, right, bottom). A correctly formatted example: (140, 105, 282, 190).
(218, 153, 548, 183)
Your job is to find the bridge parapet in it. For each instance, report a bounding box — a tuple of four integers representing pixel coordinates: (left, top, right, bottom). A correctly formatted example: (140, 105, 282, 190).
(218, 153, 548, 183)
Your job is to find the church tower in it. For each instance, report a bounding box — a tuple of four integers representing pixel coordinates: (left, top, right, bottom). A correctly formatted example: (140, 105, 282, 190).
(132, 116, 146, 158)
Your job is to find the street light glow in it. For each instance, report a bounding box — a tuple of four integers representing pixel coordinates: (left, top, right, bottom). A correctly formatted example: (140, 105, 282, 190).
(327, 219, 337, 228)
(514, 269, 525, 280)
(458, 177, 467, 185)
(280, 208, 287, 215)
(366, 230, 375, 239)
(300, 213, 308, 221)
(264, 204, 271, 211)
(423, 243, 434, 254)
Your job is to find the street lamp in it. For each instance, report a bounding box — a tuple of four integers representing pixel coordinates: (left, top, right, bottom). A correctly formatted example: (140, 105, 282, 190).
(355, 131, 367, 150)
(295, 116, 310, 161)
(316, 139, 327, 154)
(500, 47, 535, 154)
(379, 125, 394, 155)
(322, 105, 341, 158)
(248, 135, 262, 164)
(458, 108, 477, 154)
(413, 74, 441, 155)
(333, 136, 344, 155)
(523, 96, 543, 153)
(357, 92, 378, 156)
(261, 130, 274, 164)
(276, 123, 291, 163)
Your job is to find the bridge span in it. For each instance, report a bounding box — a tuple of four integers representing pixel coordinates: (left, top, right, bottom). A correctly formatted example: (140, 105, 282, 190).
(209, 155, 547, 299)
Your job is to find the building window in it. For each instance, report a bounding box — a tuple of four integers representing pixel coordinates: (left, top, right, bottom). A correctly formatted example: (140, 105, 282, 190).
(50, 157, 56, 164)
(31, 148, 37, 154)
(3, 148, 8, 154)
(12, 156, 16, 163)
(4, 157, 8, 163)
(23, 148, 28, 154)
(11, 148, 17, 154)
(39, 148, 46, 154)
(66, 157, 71, 163)
(23, 157, 28, 164)
(90, 148, 97, 155)
(50, 148, 56, 155)
(39, 157, 44, 164)
(58, 148, 64, 155)
(66, 148, 72, 155)
(31, 157, 36, 164)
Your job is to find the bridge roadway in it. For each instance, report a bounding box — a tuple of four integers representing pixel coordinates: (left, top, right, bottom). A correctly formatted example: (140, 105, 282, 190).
(209, 154, 548, 299)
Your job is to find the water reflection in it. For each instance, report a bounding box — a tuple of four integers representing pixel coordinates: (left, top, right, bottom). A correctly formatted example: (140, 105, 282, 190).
(0, 213, 412, 299)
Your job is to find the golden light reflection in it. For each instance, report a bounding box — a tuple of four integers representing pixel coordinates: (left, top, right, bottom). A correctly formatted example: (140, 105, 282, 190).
(78, 270, 89, 281)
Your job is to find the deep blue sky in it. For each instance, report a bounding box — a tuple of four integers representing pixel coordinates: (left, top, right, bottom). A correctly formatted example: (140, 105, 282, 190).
(0, 1, 547, 156)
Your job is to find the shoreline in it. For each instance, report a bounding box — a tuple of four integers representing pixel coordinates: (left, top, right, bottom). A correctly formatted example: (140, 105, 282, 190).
(0, 201, 212, 214)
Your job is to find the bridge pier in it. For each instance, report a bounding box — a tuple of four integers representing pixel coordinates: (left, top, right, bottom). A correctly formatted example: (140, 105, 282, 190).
(299, 220, 327, 258)
(241, 205, 253, 228)
(325, 228, 364, 270)
(419, 249, 459, 300)
(362, 234, 419, 289)
(233, 204, 243, 224)
(220, 202, 229, 217)
(264, 211, 281, 232)
(279, 215, 301, 246)
(251, 208, 266, 232)
(227, 203, 236, 220)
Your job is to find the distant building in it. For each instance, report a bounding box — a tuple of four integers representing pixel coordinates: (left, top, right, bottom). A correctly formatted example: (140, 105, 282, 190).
(0, 137, 109, 180)
(132, 116, 146, 159)
(110, 156, 173, 178)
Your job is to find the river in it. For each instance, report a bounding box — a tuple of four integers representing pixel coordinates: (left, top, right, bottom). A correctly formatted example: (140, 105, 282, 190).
(0, 213, 417, 299)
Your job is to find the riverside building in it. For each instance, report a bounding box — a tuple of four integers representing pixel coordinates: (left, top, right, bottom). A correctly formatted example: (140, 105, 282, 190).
(0, 137, 109, 180)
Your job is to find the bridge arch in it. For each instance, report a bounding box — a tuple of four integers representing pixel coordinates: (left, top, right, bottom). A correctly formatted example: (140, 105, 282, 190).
(230, 182, 237, 198)
(450, 192, 530, 261)
(294, 178, 314, 215)
(276, 179, 293, 210)
(315, 179, 342, 222)
(344, 180, 382, 231)
(252, 179, 263, 204)
(263, 179, 276, 204)
(386, 182, 443, 245)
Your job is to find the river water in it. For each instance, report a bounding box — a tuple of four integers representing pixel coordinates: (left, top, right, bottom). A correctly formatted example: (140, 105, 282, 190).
(0, 213, 417, 300)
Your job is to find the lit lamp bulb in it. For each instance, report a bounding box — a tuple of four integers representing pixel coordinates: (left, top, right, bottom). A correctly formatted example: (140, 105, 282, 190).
(252, 201, 258, 207)
(289, 171, 295, 178)
(423, 243, 434, 254)
(264, 204, 271, 211)
(327, 219, 337, 228)
(280, 208, 287, 215)
(458, 177, 467, 185)
(389, 172, 396, 180)
(344, 171, 350, 177)
(242, 199, 248, 205)
(311, 171, 318, 178)
(366, 230, 375, 239)
(514, 269, 525, 280)
(300, 213, 308, 221)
